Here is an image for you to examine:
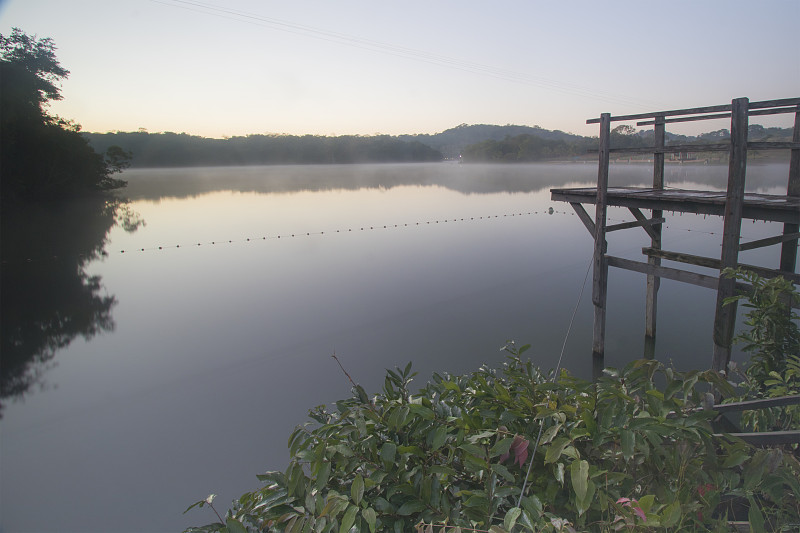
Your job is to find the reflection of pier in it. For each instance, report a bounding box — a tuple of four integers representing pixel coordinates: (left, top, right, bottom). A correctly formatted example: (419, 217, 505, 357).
(551, 97, 799, 379)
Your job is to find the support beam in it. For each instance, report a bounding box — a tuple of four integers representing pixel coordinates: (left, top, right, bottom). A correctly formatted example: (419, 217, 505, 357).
(739, 232, 800, 251)
(569, 202, 595, 236)
(645, 116, 665, 358)
(641, 248, 800, 284)
(780, 105, 800, 273)
(607, 217, 664, 234)
(712, 98, 749, 374)
(592, 113, 611, 380)
(627, 207, 661, 241)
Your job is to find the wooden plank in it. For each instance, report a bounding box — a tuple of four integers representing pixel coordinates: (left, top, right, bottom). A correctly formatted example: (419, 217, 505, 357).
(714, 431, 800, 446)
(710, 395, 800, 414)
(592, 113, 611, 380)
(748, 141, 800, 150)
(713, 98, 749, 374)
(637, 113, 730, 126)
(739, 232, 800, 251)
(607, 255, 720, 290)
(627, 208, 661, 241)
(587, 97, 800, 124)
(569, 202, 596, 236)
(587, 103, 732, 124)
(781, 105, 800, 273)
(637, 106, 798, 126)
(641, 247, 800, 284)
(748, 97, 800, 109)
(607, 216, 664, 234)
(597, 144, 729, 154)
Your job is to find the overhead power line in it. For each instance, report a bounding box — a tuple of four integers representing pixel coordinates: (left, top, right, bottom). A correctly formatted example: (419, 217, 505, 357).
(150, 0, 666, 110)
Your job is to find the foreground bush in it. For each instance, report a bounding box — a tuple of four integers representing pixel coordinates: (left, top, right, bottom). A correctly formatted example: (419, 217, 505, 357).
(185, 348, 800, 532)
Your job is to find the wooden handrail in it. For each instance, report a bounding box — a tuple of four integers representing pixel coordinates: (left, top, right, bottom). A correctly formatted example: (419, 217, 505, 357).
(586, 97, 800, 124)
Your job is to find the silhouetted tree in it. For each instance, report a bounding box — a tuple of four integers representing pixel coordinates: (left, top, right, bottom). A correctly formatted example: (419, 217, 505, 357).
(0, 28, 128, 203)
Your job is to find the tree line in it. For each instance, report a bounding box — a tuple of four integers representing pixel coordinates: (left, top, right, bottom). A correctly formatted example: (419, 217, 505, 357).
(84, 131, 443, 168)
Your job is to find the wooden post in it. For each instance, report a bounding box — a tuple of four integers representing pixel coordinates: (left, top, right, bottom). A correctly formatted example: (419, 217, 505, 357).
(592, 113, 611, 380)
(712, 98, 749, 374)
(779, 105, 800, 274)
(644, 115, 665, 359)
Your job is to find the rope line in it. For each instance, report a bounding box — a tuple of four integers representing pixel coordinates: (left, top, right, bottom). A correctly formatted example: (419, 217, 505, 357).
(0, 207, 778, 265)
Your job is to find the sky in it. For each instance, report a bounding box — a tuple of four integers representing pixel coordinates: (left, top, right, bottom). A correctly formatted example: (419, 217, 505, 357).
(1, 0, 798, 138)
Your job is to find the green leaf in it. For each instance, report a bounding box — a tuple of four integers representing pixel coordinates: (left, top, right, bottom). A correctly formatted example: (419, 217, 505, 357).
(339, 504, 358, 533)
(490, 463, 515, 482)
(351, 474, 364, 505)
(362, 507, 377, 533)
(431, 427, 448, 451)
(490, 437, 514, 458)
(722, 450, 750, 468)
(621, 430, 634, 461)
(545, 437, 570, 464)
(380, 442, 396, 464)
(748, 497, 766, 533)
(316, 462, 331, 491)
(503, 507, 521, 531)
(225, 517, 248, 533)
(570, 459, 589, 503)
(660, 500, 681, 528)
(397, 500, 426, 515)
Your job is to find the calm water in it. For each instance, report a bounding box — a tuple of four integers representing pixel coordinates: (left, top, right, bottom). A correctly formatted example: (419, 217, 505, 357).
(0, 162, 795, 533)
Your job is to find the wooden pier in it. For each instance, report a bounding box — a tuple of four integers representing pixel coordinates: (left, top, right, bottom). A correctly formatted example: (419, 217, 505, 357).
(551, 97, 800, 379)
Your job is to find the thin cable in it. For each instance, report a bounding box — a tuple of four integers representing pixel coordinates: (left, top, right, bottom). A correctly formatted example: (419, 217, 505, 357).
(516, 252, 594, 509)
(150, 0, 665, 109)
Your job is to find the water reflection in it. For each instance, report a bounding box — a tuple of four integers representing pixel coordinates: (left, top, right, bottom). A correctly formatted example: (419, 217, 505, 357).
(0, 197, 142, 415)
(119, 161, 789, 202)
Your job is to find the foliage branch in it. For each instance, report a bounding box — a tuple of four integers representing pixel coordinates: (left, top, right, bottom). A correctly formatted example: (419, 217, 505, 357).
(185, 347, 800, 532)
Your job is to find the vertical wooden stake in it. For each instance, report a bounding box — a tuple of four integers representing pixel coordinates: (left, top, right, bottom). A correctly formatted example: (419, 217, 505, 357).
(592, 113, 611, 380)
(712, 97, 749, 375)
(645, 115, 665, 359)
(779, 105, 800, 274)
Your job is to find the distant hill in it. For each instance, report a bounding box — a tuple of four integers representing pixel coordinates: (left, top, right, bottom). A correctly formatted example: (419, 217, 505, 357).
(400, 123, 586, 159)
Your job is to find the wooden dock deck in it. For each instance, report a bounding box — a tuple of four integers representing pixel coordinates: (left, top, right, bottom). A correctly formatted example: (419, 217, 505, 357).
(549, 96, 799, 382)
(550, 187, 800, 224)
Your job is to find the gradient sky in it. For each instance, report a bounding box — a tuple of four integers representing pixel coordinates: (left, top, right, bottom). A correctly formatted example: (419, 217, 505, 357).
(1, 0, 798, 138)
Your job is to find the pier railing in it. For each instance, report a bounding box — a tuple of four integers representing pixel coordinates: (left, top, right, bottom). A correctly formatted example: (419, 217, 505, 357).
(552, 97, 800, 379)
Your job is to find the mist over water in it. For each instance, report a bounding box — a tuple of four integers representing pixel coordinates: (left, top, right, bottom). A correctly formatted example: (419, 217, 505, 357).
(0, 162, 794, 533)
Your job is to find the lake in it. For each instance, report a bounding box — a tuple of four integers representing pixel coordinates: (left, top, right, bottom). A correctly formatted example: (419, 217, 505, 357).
(0, 161, 795, 533)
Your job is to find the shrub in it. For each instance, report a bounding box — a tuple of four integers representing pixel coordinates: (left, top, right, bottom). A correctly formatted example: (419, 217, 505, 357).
(185, 348, 800, 532)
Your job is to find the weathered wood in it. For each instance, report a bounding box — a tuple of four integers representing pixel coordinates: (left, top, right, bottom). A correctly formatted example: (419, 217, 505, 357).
(709, 394, 800, 414)
(780, 105, 800, 273)
(550, 187, 800, 224)
(592, 113, 611, 380)
(714, 431, 800, 446)
(712, 97, 749, 374)
(747, 97, 800, 109)
(607, 255, 720, 290)
(748, 141, 800, 150)
(739, 232, 800, 251)
(607, 216, 664, 234)
(587, 97, 800, 124)
(645, 116, 665, 352)
(636, 106, 798, 126)
(587, 103, 732, 124)
(598, 143, 729, 154)
(569, 202, 596, 236)
(627, 207, 661, 241)
(641, 247, 800, 284)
